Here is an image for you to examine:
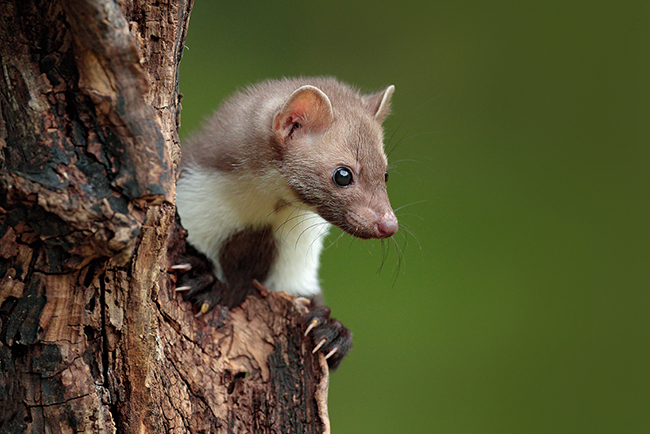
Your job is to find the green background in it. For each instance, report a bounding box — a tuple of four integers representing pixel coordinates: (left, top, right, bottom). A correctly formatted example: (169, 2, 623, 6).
(179, 2, 649, 433)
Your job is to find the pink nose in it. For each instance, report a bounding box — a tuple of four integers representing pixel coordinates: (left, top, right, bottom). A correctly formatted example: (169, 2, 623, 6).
(375, 212, 399, 238)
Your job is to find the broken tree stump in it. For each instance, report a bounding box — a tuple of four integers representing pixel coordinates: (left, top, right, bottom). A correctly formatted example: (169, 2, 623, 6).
(0, 0, 331, 432)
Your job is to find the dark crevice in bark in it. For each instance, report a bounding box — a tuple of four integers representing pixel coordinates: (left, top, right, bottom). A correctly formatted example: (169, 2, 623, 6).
(99, 265, 121, 432)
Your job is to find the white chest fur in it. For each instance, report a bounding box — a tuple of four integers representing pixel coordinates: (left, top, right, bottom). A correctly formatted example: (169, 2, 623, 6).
(176, 166, 329, 297)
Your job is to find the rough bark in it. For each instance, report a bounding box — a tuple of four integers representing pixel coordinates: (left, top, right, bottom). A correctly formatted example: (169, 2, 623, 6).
(0, 0, 331, 433)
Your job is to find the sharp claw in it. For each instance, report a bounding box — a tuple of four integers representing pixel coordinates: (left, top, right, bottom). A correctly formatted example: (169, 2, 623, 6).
(175, 285, 192, 292)
(252, 279, 270, 296)
(295, 297, 311, 307)
(304, 319, 319, 336)
(312, 338, 327, 354)
(324, 347, 339, 360)
(170, 263, 192, 272)
(194, 302, 210, 317)
(294, 297, 311, 314)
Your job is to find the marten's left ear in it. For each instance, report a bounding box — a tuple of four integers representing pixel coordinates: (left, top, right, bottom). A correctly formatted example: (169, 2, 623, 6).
(363, 85, 395, 123)
(273, 85, 334, 142)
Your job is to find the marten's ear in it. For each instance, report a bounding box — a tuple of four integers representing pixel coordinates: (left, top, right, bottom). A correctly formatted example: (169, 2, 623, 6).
(273, 85, 334, 142)
(363, 85, 395, 123)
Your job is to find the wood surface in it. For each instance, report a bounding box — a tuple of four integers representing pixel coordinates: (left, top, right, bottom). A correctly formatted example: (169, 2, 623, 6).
(0, 1, 330, 432)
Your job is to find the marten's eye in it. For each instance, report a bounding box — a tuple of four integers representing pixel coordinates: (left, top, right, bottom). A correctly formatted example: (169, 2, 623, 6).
(384, 171, 389, 183)
(333, 167, 353, 187)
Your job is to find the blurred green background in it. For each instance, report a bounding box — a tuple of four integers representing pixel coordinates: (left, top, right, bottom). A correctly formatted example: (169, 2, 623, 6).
(178, 1, 649, 433)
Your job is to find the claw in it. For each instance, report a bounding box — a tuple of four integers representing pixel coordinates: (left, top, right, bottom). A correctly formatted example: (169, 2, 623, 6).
(295, 297, 311, 307)
(304, 319, 319, 336)
(194, 302, 211, 317)
(324, 347, 339, 360)
(252, 279, 270, 296)
(312, 338, 327, 354)
(294, 297, 311, 314)
(175, 285, 192, 292)
(170, 263, 192, 272)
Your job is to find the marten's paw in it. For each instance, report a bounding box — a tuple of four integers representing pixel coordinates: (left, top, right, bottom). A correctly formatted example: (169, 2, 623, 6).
(302, 302, 353, 370)
(170, 245, 249, 315)
(170, 247, 218, 315)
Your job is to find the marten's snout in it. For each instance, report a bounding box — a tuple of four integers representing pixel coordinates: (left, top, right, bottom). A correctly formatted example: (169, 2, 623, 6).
(374, 211, 398, 238)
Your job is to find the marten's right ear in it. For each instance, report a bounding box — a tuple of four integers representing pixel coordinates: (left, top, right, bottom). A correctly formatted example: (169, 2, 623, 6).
(273, 85, 334, 143)
(363, 85, 395, 123)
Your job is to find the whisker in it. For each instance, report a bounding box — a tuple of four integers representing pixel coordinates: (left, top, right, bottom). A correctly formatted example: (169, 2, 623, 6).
(306, 222, 333, 253)
(295, 220, 330, 248)
(390, 236, 406, 286)
(387, 132, 409, 158)
(400, 229, 420, 251)
(394, 200, 428, 213)
(277, 210, 317, 233)
(400, 131, 438, 143)
(396, 212, 425, 220)
(324, 228, 348, 250)
(282, 215, 323, 244)
(376, 238, 391, 275)
(388, 158, 421, 166)
(274, 211, 323, 246)
(397, 222, 417, 238)
(385, 95, 439, 153)
(265, 198, 303, 220)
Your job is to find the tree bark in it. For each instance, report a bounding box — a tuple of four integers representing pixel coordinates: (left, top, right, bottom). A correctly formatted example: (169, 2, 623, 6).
(0, 1, 330, 433)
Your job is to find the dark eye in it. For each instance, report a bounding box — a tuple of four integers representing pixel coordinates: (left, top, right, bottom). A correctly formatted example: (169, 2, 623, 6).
(384, 171, 389, 183)
(333, 167, 353, 187)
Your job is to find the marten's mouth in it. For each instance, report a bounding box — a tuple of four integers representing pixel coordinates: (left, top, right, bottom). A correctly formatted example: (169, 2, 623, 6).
(321, 212, 398, 240)
(337, 223, 376, 239)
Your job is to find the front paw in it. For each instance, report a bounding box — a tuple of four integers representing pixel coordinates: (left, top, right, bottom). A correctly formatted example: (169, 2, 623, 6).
(303, 304, 352, 370)
(170, 245, 248, 314)
(170, 253, 220, 315)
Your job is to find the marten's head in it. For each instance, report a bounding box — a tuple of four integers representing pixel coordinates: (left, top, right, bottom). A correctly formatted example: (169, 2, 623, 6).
(271, 80, 398, 239)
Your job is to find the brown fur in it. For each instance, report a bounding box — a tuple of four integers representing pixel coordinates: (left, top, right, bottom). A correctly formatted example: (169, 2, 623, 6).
(182, 77, 397, 239)
(176, 77, 398, 369)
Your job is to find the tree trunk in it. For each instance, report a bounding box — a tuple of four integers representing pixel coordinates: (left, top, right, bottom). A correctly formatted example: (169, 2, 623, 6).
(0, 1, 330, 433)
